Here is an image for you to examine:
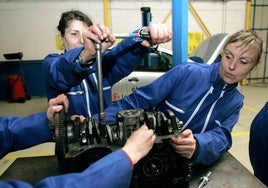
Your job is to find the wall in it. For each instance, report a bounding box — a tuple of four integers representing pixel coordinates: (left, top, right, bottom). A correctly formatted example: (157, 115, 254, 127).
(0, 0, 247, 61)
(0, 0, 247, 98)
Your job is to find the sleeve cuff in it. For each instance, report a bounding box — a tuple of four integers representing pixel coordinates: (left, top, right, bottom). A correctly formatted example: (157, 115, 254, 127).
(121, 149, 134, 169)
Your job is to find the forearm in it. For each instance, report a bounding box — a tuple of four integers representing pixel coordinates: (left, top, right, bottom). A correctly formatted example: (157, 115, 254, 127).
(192, 129, 232, 165)
(35, 149, 132, 188)
(0, 151, 131, 188)
(0, 112, 52, 158)
(43, 47, 95, 90)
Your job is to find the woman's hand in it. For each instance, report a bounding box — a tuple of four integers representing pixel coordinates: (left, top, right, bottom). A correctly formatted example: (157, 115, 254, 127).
(170, 129, 197, 159)
(46, 94, 69, 124)
(141, 23, 172, 47)
(122, 125, 156, 165)
(80, 23, 116, 63)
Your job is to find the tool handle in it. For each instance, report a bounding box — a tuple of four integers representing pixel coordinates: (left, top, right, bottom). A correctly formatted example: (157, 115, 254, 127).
(114, 29, 151, 41)
(139, 29, 151, 40)
(95, 43, 106, 122)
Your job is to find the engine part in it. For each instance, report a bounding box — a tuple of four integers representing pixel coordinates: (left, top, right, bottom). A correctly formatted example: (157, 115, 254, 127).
(54, 110, 113, 173)
(109, 109, 192, 188)
(54, 108, 192, 187)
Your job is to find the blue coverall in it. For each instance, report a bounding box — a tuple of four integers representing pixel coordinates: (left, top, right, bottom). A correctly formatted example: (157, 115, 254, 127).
(0, 113, 133, 188)
(43, 36, 152, 118)
(249, 101, 268, 186)
(100, 62, 244, 165)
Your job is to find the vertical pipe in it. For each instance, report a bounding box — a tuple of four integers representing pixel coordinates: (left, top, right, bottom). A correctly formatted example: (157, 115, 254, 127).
(263, 27, 268, 82)
(241, 0, 252, 85)
(141, 7, 151, 67)
(245, 0, 251, 30)
(141, 7, 151, 27)
(103, 0, 111, 28)
(172, 0, 188, 66)
(248, 0, 256, 84)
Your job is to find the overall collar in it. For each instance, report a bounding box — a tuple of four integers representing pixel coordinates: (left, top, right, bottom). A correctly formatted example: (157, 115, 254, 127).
(213, 74, 238, 91)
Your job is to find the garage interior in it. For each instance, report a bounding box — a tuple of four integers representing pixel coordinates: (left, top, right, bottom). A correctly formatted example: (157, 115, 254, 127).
(0, 0, 267, 187)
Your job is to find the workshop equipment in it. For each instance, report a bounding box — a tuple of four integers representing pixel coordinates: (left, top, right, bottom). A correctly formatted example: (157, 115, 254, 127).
(3, 52, 30, 102)
(7, 75, 26, 103)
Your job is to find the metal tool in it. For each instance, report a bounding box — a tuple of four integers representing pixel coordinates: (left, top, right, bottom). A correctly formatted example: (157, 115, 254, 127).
(95, 43, 106, 122)
(114, 29, 151, 41)
(197, 171, 212, 188)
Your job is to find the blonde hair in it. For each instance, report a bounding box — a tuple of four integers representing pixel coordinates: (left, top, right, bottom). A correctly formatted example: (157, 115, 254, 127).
(223, 30, 264, 64)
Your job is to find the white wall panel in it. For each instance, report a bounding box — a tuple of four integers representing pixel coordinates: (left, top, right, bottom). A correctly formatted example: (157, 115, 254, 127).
(0, 1, 246, 61)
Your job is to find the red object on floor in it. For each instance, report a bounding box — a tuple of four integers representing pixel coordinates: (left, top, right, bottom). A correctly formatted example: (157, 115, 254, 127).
(8, 75, 26, 102)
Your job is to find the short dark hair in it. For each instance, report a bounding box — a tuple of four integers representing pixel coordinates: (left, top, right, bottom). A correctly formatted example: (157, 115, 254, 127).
(57, 10, 93, 36)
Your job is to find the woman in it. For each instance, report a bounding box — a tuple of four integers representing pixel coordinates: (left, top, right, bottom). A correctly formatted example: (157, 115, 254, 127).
(43, 10, 172, 118)
(100, 30, 264, 165)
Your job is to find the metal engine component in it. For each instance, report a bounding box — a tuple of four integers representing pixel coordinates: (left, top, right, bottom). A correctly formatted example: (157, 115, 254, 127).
(54, 110, 113, 173)
(108, 109, 192, 188)
(54, 109, 192, 187)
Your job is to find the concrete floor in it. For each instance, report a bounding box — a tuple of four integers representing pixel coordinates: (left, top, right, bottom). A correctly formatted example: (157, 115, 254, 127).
(0, 85, 267, 177)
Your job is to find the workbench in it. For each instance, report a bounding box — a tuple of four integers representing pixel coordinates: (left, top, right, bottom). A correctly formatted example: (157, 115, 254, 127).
(0, 152, 265, 187)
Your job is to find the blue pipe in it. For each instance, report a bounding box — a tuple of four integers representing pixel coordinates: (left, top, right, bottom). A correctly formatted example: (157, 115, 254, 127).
(141, 7, 151, 27)
(172, 0, 188, 66)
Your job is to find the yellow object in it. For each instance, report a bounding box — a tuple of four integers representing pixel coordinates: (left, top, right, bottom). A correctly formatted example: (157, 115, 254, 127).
(162, 10, 171, 24)
(103, 0, 111, 28)
(55, 34, 64, 50)
(188, 32, 204, 54)
(240, 78, 248, 86)
(245, 0, 251, 30)
(189, 3, 211, 37)
(241, 0, 252, 86)
(115, 38, 123, 45)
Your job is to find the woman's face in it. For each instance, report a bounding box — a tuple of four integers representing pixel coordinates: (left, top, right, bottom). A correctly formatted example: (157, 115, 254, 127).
(219, 41, 259, 84)
(61, 20, 88, 51)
